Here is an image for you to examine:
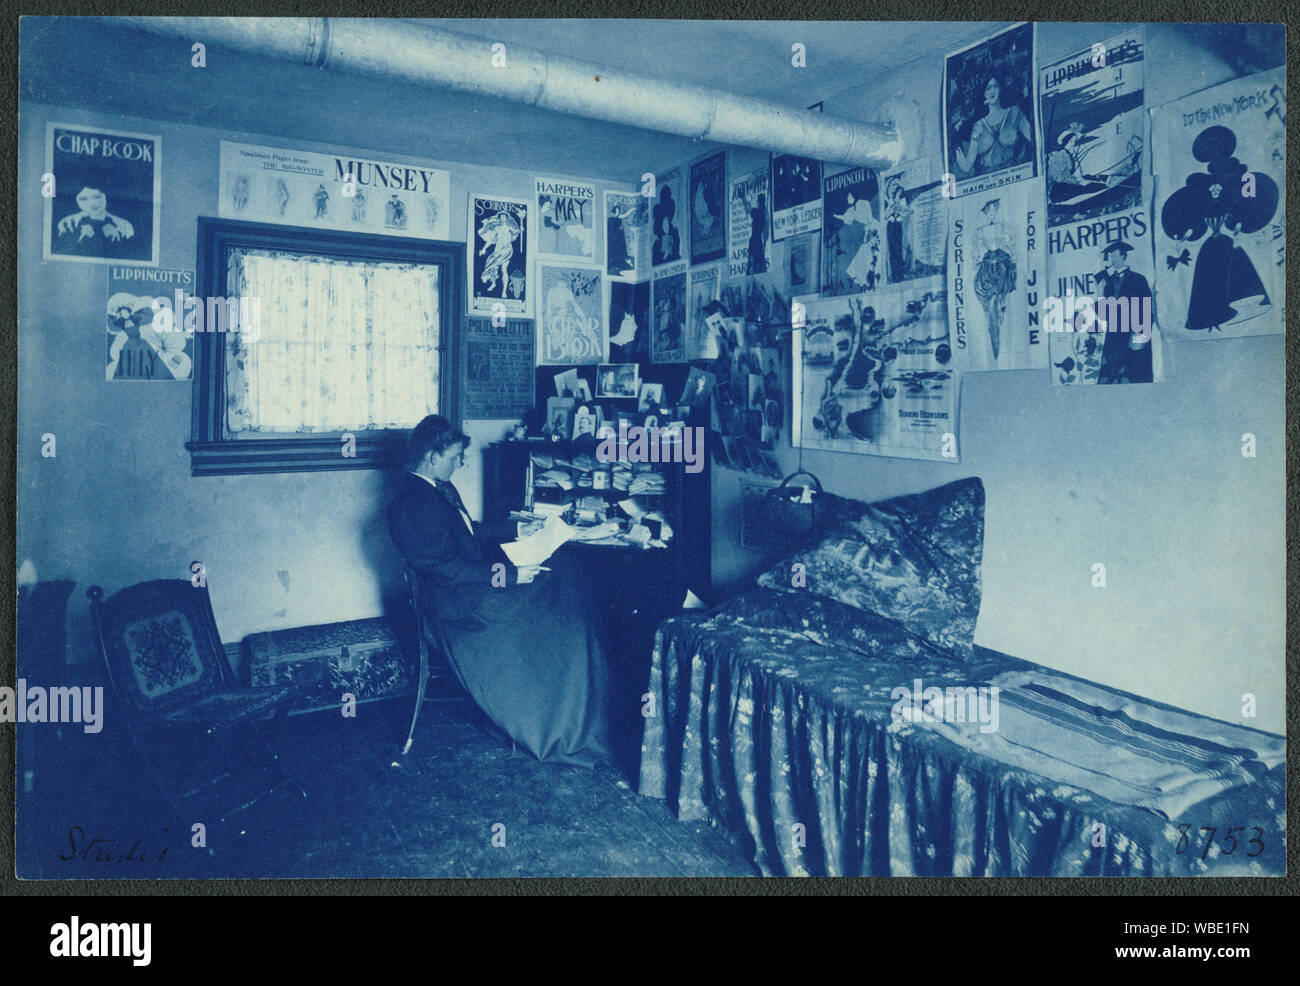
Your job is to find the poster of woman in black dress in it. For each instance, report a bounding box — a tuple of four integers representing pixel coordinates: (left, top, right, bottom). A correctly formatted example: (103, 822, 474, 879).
(45, 123, 160, 265)
(943, 23, 1038, 197)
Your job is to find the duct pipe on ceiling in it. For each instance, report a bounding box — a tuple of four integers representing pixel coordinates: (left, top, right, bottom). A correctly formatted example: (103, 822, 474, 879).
(107, 16, 904, 171)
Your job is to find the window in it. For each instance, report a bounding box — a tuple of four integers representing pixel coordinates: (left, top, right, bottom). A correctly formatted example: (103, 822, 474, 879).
(191, 219, 463, 475)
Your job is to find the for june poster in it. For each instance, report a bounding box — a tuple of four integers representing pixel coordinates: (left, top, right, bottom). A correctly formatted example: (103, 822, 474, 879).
(1151, 67, 1284, 340)
(605, 190, 651, 282)
(537, 264, 604, 365)
(536, 177, 596, 262)
(948, 182, 1047, 371)
(944, 22, 1038, 197)
(793, 279, 957, 462)
(468, 193, 531, 317)
(1039, 31, 1146, 229)
(729, 164, 772, 277)
(689, 152, 728, 265)
(821, 166, 882, 298)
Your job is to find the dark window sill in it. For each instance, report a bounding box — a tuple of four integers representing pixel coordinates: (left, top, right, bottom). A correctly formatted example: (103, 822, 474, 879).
(185, 435, 408, 477)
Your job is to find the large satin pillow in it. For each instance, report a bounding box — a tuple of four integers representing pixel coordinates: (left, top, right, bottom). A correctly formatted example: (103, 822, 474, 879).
(756, 477, 985, 660)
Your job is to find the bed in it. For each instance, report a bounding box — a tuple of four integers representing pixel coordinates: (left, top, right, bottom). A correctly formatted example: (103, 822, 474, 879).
(637, 478, 1285, 877)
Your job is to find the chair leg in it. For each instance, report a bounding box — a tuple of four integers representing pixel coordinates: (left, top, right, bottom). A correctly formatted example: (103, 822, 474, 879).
(402, 639, 430, 755)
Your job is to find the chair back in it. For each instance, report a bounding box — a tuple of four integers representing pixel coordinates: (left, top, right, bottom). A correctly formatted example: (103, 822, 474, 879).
(404, 564, 455, 660)
(87, 580, 236, 719)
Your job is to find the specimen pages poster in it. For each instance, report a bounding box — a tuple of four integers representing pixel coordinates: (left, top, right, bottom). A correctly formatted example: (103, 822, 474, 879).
(219, 141, 450, 240)
(793, 278, 958, 461)
(1151, 66, 1285, 340)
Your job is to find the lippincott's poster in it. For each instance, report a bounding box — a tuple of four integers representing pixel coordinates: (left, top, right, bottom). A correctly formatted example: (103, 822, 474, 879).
(793, 278, 958, 461)
(1039, 31, 1146, 229)
(729, 164, 773, 277)
(468, 193, 531, 317)
(536, 177, 596, 262)
(948, 181, 1047, 371)
(1151, 67, 1284, 340)
(219, 141, 450, 240)
(537, 264, 604, 365)
(944, 22, 1038, 198)
(821, 166, 882, 298)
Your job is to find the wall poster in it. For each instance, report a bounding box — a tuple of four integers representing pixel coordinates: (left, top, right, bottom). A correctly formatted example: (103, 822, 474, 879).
(45, 123, 160, 265)
(105, 267, 193, 381)
(1151, 66, 1284, 340)
(729, 164, 773, 277)
(882, 155, 948, 285)
(537, 264, 604, 365)
(462, 317, 535, 419)
(771, 154, 823, 240)
(605, 190, 651, 282)
(686, 264, 723, 360)
(536, 177, 596, 262)
(606, 279, 651, 363)
(948, 181, 1047, 371)
(652, 166, 686, 267)
(468, 193, 531, 318)
(821, 166, 882, 298)
(651, 262, 687, 362)
(793, 279, 957, 461)
(943, 22, 1038, 197)
(219, 141, 450, 240)
(689, 152, 728, 266)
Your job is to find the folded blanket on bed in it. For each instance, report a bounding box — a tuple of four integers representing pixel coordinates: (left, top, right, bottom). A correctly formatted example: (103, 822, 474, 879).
(912, 668, 1285, 819)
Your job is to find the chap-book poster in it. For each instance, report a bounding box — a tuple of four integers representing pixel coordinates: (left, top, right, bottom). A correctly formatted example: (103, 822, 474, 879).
(793, 279, 958, 461)
(1151, 67, 1284, 340)
(537, 264, 604, 365)
(45, 123, 161, 265)
(219, 141, 450, 240)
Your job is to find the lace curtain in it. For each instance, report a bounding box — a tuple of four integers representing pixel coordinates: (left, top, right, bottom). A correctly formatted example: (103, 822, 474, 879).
(224, 248, 441, 433)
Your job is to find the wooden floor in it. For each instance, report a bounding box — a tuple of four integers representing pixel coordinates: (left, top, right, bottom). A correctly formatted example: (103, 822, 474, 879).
(19, 694, 759, 881)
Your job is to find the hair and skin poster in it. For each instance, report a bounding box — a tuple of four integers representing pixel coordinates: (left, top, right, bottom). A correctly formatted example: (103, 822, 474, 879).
(45, 123, 160, 265)
(793, 279, 958, 462)
(468, 193, 531, 318)
(729, 164, 773, 277)
(536, 177, 596, 262)
(943, 22, 1039, 198)
(537, 264, 604, 365)
(219, 141, 450, 239)
(1151, 66, 1284, 341)
(605, 190, 651, 283)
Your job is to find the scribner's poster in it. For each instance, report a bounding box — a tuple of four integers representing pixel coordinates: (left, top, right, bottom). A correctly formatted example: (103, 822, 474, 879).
(536, 177, 596, 262)
(1039, 31, 1146, 229)
(219, 141, 450, 240)
(1152, 67, 1284, 340)
(468, 194, 531, 317)
(793, 279, 958, 461)
(106, 267, 194, 381)
(607, 279, 650, 363)
(944, 22, 1038, 197)
(821, 167, 882, 297)
(948, 182, 1047, 371)
(462, 317, 534, 418)
(729, 165, 772, 277)
(882, 155, 947, 285)
(605, 190, 651, 282)
(652, 166, 686, 267)
(689, 152, 728, 265)
(45, 123, 160, 265)
(651, 262, 687, 362)
(687, 264, 722, 360)
(538, 264, 604, 365)
(772, 154, 822, 240)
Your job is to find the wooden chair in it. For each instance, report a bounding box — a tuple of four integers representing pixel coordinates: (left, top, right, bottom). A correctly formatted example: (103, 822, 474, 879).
(400, 563, 459, 755)
(87, 580, 306, 826)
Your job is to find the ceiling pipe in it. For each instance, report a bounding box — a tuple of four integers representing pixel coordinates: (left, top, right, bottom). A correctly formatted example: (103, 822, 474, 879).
(107, 16, 904, 171)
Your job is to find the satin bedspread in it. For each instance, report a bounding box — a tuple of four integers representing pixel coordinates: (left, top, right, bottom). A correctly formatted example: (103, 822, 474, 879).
(637, 589, 1285, 877)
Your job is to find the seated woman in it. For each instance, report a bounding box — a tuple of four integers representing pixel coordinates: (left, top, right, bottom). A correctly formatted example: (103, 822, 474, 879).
(388, 415, 614, 767)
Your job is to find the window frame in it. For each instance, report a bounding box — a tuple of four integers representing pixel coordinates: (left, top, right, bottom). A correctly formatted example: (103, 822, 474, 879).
(190, 218, 463, 476)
